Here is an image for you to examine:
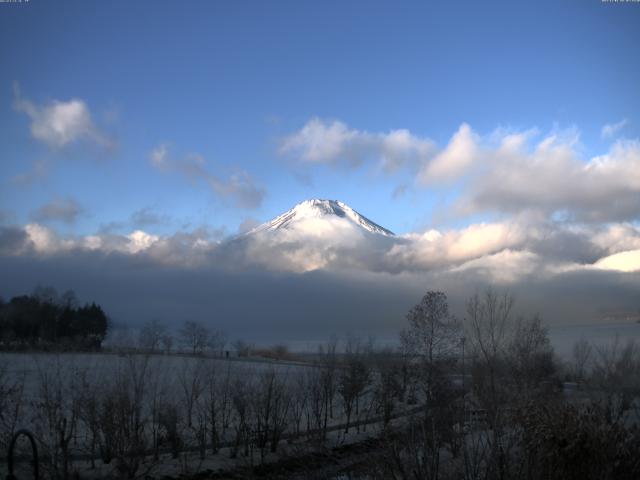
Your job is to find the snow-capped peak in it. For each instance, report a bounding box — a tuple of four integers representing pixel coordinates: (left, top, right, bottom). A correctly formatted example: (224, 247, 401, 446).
(249, 199, 394, 236)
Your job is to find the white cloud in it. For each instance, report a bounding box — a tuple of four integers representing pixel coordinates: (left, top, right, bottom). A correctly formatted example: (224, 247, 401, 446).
(13, 84, 113, 149)
(601, 119, 628, 139)
(282, 119, 640, 222)
(418, 123, 480, 184)
(23, 223, 71, 253)
(449, 249, 543, 284)
(384, 221, 528, 271)
(126, 230, 160, 254)
(149, 143, 171, 171)
(453, 131, 640, 222)
(594, 250, 640, 273)
(4, 210, 640, 294)
(279, 117, 434, 172)
(279, 118, 362, 164)
(379, 128, 434, 172)
(13, 222, 221, 267)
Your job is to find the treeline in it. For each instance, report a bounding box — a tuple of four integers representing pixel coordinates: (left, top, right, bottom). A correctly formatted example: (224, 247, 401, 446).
(0, 286, 108, 350)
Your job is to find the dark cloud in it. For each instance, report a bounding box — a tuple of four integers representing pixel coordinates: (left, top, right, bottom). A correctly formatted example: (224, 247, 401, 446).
(10, 160, 48, 186)
(3, 207, 639, 345)
(0, 251, 419, 343)
(0, 226, 32, 256)
(0, 210, 14, 224)
(31, 198, 83, 224)
(130, 207, 169, 227)
(1, 248, 638, 346)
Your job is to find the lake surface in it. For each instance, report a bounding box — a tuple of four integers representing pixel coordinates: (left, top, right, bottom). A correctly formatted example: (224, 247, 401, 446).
(548, 321, 640, 357)
(286, 322, 640, 358)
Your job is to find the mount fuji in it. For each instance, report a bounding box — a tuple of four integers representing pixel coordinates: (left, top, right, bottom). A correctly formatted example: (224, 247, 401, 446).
(224, 199, 399, 272)
(247, 199, 395, 237)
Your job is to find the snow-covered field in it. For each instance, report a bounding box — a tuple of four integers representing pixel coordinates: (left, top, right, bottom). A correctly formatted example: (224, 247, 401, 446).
(0, 351, 310, 399)
(0, 351, 416, 479)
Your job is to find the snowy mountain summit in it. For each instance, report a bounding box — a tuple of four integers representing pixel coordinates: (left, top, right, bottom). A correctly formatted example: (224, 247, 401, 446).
(249, 199, 395, 236)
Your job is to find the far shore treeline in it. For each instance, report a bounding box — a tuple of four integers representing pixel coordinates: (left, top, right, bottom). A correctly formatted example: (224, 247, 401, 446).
(0, 286, 108, 350)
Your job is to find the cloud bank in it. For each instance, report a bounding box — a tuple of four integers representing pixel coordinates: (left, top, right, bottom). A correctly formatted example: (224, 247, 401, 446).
(1, 207, 639, 333)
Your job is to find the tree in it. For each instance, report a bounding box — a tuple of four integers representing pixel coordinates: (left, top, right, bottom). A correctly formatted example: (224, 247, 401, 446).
(338, 336, 371, 433)
(571, 338, 593, 383)
(401, 291, 461, 402)
(0, 290, 109, 350)
(207, 329, 227, 357)
(233, 339, 252, 357)
(138, 319, 166, 353)
(179, 320, 209, 354)
(0, 360, 25, 455)
(161, 333, 174, 354)
(465, 289, 558, 480)
(507, 314, 556, 400)
(400, 291, 462, 480)
(591, 337, 640, 423)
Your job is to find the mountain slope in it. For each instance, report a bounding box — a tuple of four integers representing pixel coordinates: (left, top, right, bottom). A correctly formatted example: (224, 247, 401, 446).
(247, 199, 394, 237)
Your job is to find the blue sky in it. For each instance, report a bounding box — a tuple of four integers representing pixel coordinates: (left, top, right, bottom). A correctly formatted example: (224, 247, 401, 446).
(2, 0, 639, 237)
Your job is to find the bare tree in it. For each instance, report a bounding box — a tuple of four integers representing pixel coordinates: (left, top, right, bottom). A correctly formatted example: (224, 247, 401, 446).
(591, 337, 640, 424)
(317, 335, 339, 420)
(77, 372, 102, 469)
(161, 333, 174, 354)
(202, 360, 228, 454)
(464, 290, 560, 480)
(158, 401, 182, 459)
(338, 336, 371, 433)
(306, 367, 332, 440)
(288, 372, 309, 438)
(571, 338, 593, 384)
(229, 377, 250, 458)
(207, 329, 227, 357)
(179, 320, 209, 355)
(138, 319, 166, 353)
(32, 357, 83, 480)
(372, 349, 401, 428)
(0, 360, 25, 457)
(466, 290, 514, 412)
(145, 358, 168, 460)
(100, 355, 153, 478)
(507, 314, 556, 401)
(401, 291, 461, 403)
(250, 368, 291, 463)
(397, 291, 462, 477)
(233, 339, 252, 357)
(178, 358, 205, 430)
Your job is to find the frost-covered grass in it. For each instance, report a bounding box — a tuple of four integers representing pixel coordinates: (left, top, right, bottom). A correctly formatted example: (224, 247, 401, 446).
(1, 351, 419, 479)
